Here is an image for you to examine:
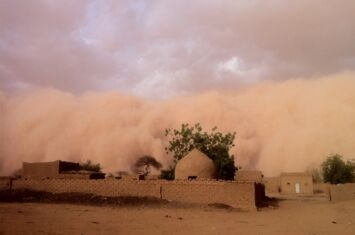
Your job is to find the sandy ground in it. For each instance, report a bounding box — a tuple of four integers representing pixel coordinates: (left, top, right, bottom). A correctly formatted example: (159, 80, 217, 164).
(0, 197, 354, 235)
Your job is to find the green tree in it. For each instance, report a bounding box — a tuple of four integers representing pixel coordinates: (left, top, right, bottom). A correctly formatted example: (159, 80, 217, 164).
(321, 154, 354, 184)
(134, 155, 162, 176)
(80, 160, 102, 172)
(164, 123, 237, 180)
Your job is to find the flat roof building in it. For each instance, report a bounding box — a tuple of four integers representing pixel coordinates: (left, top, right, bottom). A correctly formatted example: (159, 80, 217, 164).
(22, 160, 104, 179)
(280, 172, 313, 194)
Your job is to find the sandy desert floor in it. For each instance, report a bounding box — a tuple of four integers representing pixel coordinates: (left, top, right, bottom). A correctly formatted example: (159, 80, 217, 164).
(0, 197, 354, 235)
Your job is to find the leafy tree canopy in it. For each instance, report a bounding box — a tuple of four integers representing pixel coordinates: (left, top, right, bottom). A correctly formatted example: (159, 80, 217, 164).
(164, 123, 237, 180)
(134, 155, 162, 176)
(321, 154, 354, 184)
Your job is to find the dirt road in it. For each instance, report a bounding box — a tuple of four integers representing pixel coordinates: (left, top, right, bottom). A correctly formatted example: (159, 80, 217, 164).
(0, 198, 354, 235)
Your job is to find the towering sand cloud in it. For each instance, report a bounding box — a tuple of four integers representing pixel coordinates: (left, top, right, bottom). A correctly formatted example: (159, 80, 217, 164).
(1, 73, 355, 176)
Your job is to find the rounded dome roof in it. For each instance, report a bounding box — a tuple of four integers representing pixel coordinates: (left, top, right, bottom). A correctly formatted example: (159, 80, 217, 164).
(175, 149, 216, 180)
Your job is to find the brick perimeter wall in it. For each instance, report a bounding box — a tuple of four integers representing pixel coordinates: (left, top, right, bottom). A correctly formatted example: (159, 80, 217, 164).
(11, 179, 161, 198)
(313, 183, 330, 193)
(329, 183, 355, 202)
(9, 179, 258, 210)
(162, 180, 255, 209)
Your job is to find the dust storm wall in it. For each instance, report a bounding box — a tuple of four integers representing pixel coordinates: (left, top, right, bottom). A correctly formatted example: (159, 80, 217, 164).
(1, 73, 355, 176)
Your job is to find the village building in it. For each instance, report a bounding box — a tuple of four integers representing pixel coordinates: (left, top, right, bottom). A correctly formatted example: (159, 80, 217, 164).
(22, 160, 105, 179)
(0, 149, 269, 210)
(175, 149, 217, 180)
(262, 177, 281, 194)
(280, 172, 313, 194)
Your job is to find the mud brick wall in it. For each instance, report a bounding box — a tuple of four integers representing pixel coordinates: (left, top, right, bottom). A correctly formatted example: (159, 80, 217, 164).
(22, 161, 60, 179)
(262, 177, 280, 195)
(12, 179, 161, 198)
(161, 180, 256, 209)
(329, 183, 355, 202)
(235, 171, 263, 183)
(11, 179, 259, 209)
(313, 183, 330, 194)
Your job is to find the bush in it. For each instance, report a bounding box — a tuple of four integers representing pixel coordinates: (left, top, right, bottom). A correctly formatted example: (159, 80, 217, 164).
(133, 155, 162, 176)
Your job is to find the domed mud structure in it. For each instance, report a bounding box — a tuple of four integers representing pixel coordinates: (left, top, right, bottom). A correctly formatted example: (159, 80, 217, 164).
(175, 149, 217, 180)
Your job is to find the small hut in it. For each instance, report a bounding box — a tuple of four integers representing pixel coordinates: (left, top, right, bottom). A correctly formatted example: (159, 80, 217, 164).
(175, 149, 216, 180)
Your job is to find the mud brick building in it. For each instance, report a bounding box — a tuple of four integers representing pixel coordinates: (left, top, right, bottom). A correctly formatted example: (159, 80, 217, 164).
(22, 160, 104, 179)
(280, 172, 313, 194)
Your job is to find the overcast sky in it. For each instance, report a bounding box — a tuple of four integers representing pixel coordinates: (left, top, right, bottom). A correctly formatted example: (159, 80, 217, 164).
(1, 0, 355, 98)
